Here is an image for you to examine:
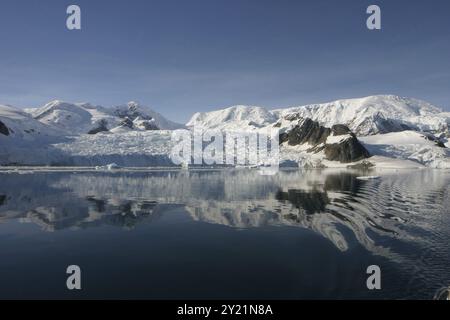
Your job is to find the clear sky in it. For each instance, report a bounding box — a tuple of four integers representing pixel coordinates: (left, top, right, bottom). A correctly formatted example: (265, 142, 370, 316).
(0, 0, 449, 123)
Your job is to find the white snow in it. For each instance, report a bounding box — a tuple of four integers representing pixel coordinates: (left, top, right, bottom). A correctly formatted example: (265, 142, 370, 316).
(29, 100, 118, 135)
(186, 95, 450, 136)
(0, 104, 61, 139)
(114, 101, 185, 130)
(273, 95, 449, 136)
(326, 134, 352, 144)
(360, 131, 450, 168)
(356, 176, 381, 180)
(1, 96, 449, 168)
(29, 100, 184, 134)
(187, 105, 277, 130)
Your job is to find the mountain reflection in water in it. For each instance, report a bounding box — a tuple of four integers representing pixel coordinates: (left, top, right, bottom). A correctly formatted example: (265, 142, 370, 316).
(0, 169, 449, 299)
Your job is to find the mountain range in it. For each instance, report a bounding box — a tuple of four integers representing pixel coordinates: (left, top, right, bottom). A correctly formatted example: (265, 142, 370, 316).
(0, 95, 449, 168)
(188, 95, 450, 136)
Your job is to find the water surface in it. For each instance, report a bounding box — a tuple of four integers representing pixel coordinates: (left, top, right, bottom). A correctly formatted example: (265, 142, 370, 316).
(0, 169, 449, 299)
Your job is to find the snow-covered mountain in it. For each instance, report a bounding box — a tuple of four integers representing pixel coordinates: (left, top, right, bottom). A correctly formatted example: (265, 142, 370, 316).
(187, 105, 277, 130)
(27, 100, 184, 135)
(114, 101, 184, 130)
(274, 95, 449, 136)
(188, 95, 450, 136)
(0, 104, 61, 139)
(360, 130, 450, 168)
(184, 95, 450, 169)
(1, 95, 449, 168)
(28, 100, 119, 135)
(0, 101, 184, 166)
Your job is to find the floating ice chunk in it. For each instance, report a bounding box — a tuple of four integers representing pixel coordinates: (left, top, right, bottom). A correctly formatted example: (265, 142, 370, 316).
(107, 163, 120, 170)
(95, 163, 121, 170)
(356, 176, 380, 180)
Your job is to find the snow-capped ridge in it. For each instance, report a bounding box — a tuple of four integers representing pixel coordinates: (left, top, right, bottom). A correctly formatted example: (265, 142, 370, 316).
(360, 130, 450, 168)
(187, 105, 277, 129)
(274, 95, 448, 135)
(1, 95, 449, 168)
(27, 99, 184, 134)
(113, 101, 185, 130)
(0, 104, 61, 139)
(187, 95, 449, 136)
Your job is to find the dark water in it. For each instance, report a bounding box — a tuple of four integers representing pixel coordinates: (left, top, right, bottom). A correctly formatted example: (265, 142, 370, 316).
(0, 169, 449, 299)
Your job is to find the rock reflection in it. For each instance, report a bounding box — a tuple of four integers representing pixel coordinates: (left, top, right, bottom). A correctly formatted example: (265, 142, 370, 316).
(276, 189, 329, 215)
(0, 173, 168, 231)
(18, 197, 164, 232)
(0, 169, 449, 259)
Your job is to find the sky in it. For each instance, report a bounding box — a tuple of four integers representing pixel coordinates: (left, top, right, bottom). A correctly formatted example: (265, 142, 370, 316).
(0, 0, 449, 123)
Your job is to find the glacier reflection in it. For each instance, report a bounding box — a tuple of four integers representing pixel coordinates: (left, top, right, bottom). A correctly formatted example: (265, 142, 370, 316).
(0, 169, 449, 258)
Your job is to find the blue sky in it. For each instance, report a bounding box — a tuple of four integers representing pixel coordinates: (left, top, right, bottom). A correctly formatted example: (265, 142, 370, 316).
(0, 0, 449, 122)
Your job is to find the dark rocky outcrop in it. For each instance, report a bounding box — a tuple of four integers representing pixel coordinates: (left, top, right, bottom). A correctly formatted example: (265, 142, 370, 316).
(280, 118, 331, 146)
(280, 117, 371, 163)
(423, 133, 447, 148)
(136, 120, 159, 131)
(114, 103, 152, 121)
(0, 120, 9, 136)
(331, 124, 351, 135)
(88, 126, 109, 135)
(324, 137, 370, 162)
(88, 119, 109, 134)
(119, 118, 134, 129)
(355, 112, 415, 135)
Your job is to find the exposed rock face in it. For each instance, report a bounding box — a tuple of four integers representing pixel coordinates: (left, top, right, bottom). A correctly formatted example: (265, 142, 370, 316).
(280, 118, 331, 146)
(114, 105, 160, 131)
(114, 102, 152, 121)
(0, 120, 9, 136)
(133, 117, 160, 131)
(139, 121, 159, 130)
(280, 117, 370, 163)
(88, 119, 109, 134)
(436, 141, 446, 148)
(356, 112, 414, 135)
(324, 137, 370, 162)
(423, 133, 447, 148)
(331, 124, 351, 136)
(119, 118, 134, 129)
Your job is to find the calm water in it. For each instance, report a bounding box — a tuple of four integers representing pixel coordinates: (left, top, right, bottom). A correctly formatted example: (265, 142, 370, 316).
(0, 169, 449, 299)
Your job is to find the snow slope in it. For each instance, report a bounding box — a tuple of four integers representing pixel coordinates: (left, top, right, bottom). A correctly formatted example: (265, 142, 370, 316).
(0, 104, 69, 165)
(1, 95, 449, 168)
(114, 101, 185, 130)
(0, 102, 181, 166)
(28, 100, 184, 134)
(0, 104, 61, 138)
(187, 105, 277, 130)
(188, 95, 449, 136)
(30, 100, 119, 135)
(360, 131, 450, 168)
(278, 129, 450, 169)
(274, 95, 449, 136)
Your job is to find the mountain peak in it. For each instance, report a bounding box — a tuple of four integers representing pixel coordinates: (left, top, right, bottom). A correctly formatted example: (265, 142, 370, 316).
(127, 101, 140, 107)
(187, 105, 277, 129)
(274, 95, 447, 135)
